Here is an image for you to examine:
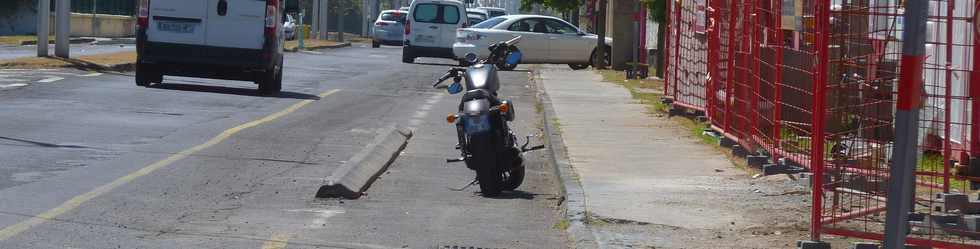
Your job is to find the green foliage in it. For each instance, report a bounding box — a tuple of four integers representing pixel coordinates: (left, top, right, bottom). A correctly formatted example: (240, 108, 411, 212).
(329, 0, 361, 14)
(520, 0, 581, 12)
(643, 0, 667, 23)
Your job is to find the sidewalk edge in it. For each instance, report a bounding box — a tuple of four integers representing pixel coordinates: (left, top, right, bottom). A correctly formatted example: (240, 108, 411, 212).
(285, 42, 351, 52)
(533, 70, 599, 249)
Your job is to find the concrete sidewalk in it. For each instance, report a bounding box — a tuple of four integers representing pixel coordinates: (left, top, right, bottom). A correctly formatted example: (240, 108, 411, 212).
(538, 65, 811, 248)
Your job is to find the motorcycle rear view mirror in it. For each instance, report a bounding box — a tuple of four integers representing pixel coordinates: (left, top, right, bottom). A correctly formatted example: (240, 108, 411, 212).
(447, 81, 463, 94)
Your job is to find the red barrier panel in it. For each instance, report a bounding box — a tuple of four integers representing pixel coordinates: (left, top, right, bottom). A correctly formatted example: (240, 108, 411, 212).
(668, 0, 980, 245)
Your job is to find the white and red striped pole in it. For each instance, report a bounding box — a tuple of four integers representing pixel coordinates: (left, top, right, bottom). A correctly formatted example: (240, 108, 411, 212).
(883, 0, 927, 247)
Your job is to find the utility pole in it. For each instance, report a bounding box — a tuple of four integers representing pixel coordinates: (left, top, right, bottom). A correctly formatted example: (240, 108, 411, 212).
(595, 0, 607, 69)
(92, 0, 98, 37)
(321, 0, 330, 39)
(55, 0, 70, 58)
(337, 2, 345, 42)
(882, 0, 928, 247)
(312, 0, 320, 38)
(37, 0, 50, 57)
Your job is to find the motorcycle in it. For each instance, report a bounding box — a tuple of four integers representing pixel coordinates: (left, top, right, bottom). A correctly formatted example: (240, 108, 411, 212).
(431, 36, 544, 196)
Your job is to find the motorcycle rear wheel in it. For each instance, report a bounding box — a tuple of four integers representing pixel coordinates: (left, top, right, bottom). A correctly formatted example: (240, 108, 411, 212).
(502, 164, 525, 191)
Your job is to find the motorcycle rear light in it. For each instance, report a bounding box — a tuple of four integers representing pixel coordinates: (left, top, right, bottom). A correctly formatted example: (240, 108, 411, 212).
(498, 103, 509, 113)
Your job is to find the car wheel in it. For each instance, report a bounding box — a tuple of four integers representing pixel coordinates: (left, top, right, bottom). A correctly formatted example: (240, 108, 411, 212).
(401, 47, 414, 63)
(135, 63, 152, 87)
(258, 59, 283, 95)
(568, 63, 589, 70)
(372, 40, 380, 48)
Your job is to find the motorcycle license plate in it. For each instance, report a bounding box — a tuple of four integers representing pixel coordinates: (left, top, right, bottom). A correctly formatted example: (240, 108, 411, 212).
(463, 115, 491, 135)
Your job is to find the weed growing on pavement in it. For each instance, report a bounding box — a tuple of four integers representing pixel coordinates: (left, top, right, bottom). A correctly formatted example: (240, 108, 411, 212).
(553, 218, 570, 230)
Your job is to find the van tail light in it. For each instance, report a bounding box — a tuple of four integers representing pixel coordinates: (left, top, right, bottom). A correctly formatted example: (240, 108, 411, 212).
(265, 0, 279, 37)
(137, 0, 149, 28)
(405, 20, 411, 35)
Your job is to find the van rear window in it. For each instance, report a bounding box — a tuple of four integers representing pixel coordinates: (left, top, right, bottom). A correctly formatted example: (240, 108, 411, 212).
(413, 4, 459, 24)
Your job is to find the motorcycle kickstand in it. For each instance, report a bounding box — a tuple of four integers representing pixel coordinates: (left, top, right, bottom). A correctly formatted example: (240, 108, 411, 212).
(449, 178, 479, 191)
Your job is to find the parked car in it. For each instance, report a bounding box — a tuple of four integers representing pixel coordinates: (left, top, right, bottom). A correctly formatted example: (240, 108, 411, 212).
(467, 13, 487, 27)
(283, 14, 297, 40)
(453, 15, 611, 70)
(403, 0, 467, 63)
(372, 10, 408, 48)
(477, 7, 507, 17)
(135, 0, 285, 94)
(466, 8, 489, 23)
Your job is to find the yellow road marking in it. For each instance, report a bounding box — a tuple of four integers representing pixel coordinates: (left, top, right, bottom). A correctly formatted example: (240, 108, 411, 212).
(260, 233, 291, 249)
(0, 89, 341, 241)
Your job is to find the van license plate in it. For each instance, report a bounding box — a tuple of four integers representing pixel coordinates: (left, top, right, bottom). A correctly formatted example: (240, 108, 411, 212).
(158, 22, 196, 34)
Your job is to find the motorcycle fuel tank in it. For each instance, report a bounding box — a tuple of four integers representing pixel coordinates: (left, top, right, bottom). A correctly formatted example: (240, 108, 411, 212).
(464, 64, 499, 93)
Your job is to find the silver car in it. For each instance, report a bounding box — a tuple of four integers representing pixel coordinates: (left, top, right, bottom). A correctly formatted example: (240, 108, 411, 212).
(372, 10, 408, 48)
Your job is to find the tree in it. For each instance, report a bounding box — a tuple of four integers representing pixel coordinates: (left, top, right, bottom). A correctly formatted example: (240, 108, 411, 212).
(520, 0, 580, 12)
(328, 0, 360, 42)
(643, 0, 667, 77)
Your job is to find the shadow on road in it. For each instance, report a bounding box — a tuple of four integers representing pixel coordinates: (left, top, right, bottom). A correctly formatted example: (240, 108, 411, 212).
(151, 83, 320, 100)
(485, 190, 539, 200)
(411, 62, 461, 67)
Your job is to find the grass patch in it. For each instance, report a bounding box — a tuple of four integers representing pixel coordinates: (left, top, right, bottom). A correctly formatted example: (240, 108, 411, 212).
(918, 152, 969, 190)
(553, 218, 570, 230)
(595, 69, 719, 146)
(0, 51, 135, 70)
(0, 35, 51, 46)
(284, 39, 344, 51)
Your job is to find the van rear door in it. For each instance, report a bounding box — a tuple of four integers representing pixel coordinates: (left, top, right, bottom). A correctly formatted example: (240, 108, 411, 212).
(410, 2, 462, 48)
(205, 0, 267, 50)
(147, 0, 208, 45)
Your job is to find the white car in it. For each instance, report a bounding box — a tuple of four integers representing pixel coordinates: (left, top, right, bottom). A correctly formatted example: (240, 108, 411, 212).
(477, 7, 507, 17)
(453, 15, 611, 70)
(402, 0, 468, 63)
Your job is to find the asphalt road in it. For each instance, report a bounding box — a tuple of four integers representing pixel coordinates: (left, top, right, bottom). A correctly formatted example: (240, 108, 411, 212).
(0, 45, 565, 248)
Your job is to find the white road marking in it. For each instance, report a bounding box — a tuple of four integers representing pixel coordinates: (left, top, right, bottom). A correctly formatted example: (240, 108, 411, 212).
(368, 54, 386, 58)
(299, 50, 324, 55)
(37, 77, 64, 83)
(0, 78, 28, 82)
(80, 72, 103, 77)
(0, 83, 28, 88)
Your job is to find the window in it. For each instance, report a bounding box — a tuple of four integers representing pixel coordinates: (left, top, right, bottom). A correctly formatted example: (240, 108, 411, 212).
(413, 4, 459, 24)
(544, 19, 579, 34)
(472, 17, 506, 29)
(442, 5, 460, 24)
(381, 12, 407, 23)
(413, 4, 439, 23)
(508, 19, 550, 33)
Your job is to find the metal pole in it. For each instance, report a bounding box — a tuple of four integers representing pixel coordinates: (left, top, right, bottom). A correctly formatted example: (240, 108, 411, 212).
(55, 0, 70, 58)
(37, 0, 50, 57)
(882, 0, 928, 247)
(809, 0, 831, 240)
(595, 0, 607, 69)
(321, 0, 330, 40)
(299, 10, 305, 49)
(312, 0, 320, 38)
(92, 0, 97, 37)
(632, 1, 639, 77)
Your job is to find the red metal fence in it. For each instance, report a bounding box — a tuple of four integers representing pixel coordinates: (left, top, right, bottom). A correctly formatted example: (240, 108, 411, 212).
(664, 0, 980, 246)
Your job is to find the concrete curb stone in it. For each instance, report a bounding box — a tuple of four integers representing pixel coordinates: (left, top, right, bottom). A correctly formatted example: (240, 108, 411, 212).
(316, 126, 413, 199)
(285, 42, 351, 52)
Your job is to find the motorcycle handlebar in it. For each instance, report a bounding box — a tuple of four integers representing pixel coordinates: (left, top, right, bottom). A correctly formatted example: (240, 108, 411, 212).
(505, 36, 521, 46)
(432, 71, 452, 87)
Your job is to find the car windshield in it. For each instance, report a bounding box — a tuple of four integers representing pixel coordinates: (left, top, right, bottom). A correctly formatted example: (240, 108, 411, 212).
(471, 16, 506, 29)
(380, 12, 407, 23)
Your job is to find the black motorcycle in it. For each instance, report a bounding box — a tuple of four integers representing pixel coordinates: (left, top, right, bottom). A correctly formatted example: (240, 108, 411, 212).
(432, 36, 543, 196)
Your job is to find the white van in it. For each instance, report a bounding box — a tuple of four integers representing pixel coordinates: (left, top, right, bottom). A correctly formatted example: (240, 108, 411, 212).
(135, 0, 285, 94)
(402, 0, 468, 63)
